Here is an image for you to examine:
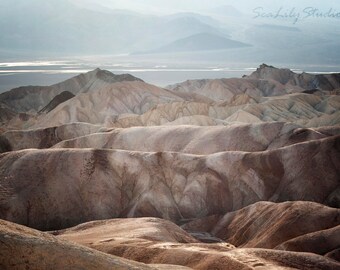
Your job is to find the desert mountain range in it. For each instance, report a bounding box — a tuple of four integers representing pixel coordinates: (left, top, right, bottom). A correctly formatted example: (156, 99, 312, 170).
(1, 0, 340, 67)
(0, 64, 339, 269)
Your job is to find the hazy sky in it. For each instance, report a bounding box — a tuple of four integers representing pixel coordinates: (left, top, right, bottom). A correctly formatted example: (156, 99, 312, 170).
(73, 0, 340, 15)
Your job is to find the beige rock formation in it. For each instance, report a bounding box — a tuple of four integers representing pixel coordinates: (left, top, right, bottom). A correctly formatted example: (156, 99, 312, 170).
(106, 93, 340, 129)
(2, 217, 339, 270)
(2, 67, 339, 130)
(53, 216, 340, 269)
(54, 217, 198, 244)
(167, 64, 340, 101)
(0, 219, 172, 270)
(167, 77, 294, 101)
(32, 80, 183, 128)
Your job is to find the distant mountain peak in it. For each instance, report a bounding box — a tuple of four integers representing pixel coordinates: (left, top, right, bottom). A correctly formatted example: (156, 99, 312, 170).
(246, 64, 299, 86)
(91, 68, 144, 83)
(135, 32, 251, 55)
(248, 64, 340, 90)
(258, 63, 275, 69)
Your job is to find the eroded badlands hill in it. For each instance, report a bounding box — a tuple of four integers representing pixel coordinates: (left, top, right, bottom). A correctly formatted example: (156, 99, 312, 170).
(54, 214, 340, 269)
(1, 213, 339, 270)
(0, 134, 339, 231)
(1, 64, 339, 132)
(0, 64, 339, 269)
(182, 201, 340, 258)
(0, 68, 144, 113)
(167, 63, 340, 100)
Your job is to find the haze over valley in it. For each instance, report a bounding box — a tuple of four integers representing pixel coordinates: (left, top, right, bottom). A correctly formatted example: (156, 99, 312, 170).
(1, 0, 340, 91)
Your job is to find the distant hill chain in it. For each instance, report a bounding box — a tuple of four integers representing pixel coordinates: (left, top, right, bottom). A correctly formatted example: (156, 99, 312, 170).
(0, 64, 339, 269)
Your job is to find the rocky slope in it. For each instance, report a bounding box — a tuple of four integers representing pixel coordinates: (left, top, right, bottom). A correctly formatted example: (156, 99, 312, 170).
(0, 103, 16, 124)
(38, 91, 75, 114)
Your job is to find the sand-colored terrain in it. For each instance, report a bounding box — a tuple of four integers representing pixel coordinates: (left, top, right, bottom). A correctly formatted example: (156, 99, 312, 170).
(0, 65, 339, 269)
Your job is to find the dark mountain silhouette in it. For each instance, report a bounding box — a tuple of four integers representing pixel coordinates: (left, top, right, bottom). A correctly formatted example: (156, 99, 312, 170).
(136, 32, 251, 54)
